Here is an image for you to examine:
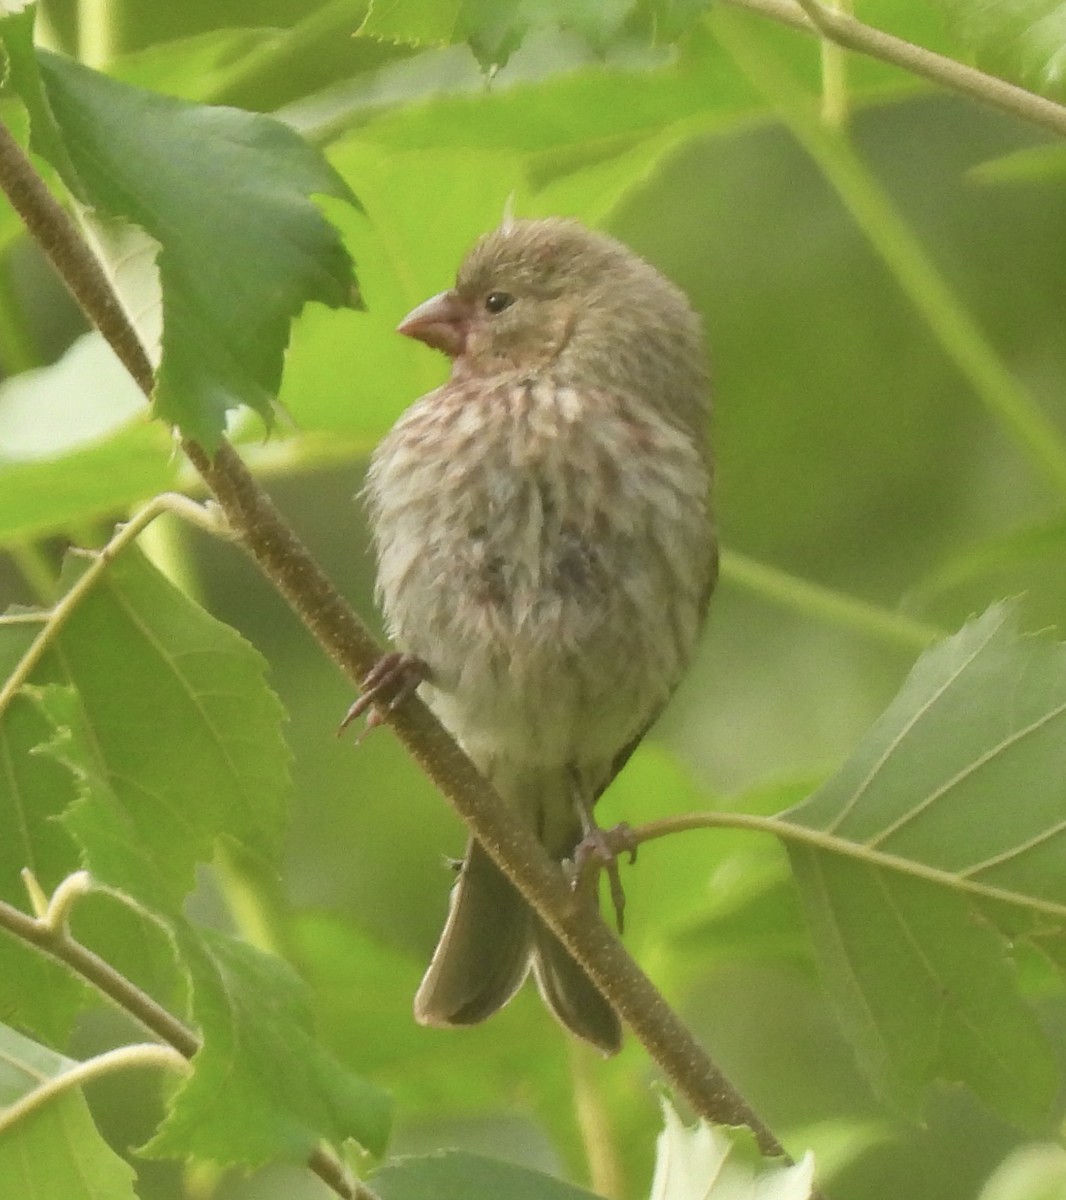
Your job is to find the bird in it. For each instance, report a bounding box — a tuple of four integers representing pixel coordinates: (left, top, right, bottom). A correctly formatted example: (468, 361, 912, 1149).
(349, 216, 715, 1055)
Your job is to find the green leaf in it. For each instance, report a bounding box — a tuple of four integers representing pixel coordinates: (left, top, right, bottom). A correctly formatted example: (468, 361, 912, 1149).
(0, 334, 177, 546)
(108, 27, 279, 100)
(642, 0, 716, 42)
(31, 548, 290, 913)
(0, 4, 80, 184)
(358, 0, 712, 69)
(0, 425, 176, 547)
(790, 855, 1053, 1123)
(783, 603, 1066, 1123)
(36, 50, 360, 449)
(145, 928, 392, 1165)
(357, 0, 466, 47)
(297, 6, 919, 151)
(0, 623, 77, 897)
(355, 31, 746, 157)
(931, 0, 1066, 101)
(0, 1023, 139, 1200)
(0, 939, 88, 1047)
(0, 4, 363, 450)
(358, 0, 612, 69)
(0, 625, 88, 1042)
(787, 604, 1066, 895)
(372, 1150, 604, 1200)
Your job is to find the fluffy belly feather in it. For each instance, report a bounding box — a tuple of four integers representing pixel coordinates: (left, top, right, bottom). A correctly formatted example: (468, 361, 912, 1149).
(367, 378, 712, 773)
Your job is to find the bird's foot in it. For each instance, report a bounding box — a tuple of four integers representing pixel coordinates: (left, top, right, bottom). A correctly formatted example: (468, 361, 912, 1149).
(571, 822, 638, 934)
(337, 652, 430, 740)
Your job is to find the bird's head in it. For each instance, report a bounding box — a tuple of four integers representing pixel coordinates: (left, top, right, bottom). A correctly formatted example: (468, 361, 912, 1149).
(397, 218, 709, 429)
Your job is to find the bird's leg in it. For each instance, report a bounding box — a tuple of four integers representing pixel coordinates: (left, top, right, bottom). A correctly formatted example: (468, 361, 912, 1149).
(567, 769, 638, 934)
(337, 652, 430, 739)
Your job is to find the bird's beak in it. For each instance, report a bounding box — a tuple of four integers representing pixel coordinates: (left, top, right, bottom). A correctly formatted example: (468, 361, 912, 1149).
(397, 289, 470, 359)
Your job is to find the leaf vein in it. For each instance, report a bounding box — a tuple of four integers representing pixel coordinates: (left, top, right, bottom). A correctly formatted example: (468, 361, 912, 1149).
(826, 611, 1003, 834)
(867, 696, 1066, 848)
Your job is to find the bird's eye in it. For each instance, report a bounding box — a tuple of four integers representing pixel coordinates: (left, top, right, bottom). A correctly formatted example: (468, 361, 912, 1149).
(484, 291, 515, 314)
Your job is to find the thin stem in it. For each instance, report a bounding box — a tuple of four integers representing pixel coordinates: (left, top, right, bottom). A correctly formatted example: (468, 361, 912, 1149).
(0, 890, 201, 1055)
(0, 122, 815, 1181)
(36, 868, 92, 931)
(719, 0, 1066, 139)
(21, 868, 51, 919)
(569, 1043, 624, 1198)
(0, 493, 221, 721)
(818, 0, 850, 127)
(721, 550, 943, 650)
(628, 811, 1066, 921)
(76, 0, 121, 69)
(0, 1043, 189, 1137)
(715, 12, 1066, 501)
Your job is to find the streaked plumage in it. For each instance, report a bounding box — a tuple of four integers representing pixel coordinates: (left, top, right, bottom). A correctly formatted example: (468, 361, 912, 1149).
(365, 218, 715, 1053)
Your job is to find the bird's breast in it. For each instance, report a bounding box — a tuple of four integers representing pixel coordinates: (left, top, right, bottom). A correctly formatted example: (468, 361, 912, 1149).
(366, 375, 712, 766)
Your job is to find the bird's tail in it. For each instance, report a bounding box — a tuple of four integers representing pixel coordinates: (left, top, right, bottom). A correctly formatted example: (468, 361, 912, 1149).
(414, 810, 621, 1055)
(414, 839, 532, 1027)
(532, 921, 621, 1054)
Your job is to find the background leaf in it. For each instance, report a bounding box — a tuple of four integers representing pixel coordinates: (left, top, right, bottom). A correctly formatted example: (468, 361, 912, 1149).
(144, 928, 392, 1165)
(786, 604, 1066, 906)
(357, 0, 711, 70)
(32, 548, 291, 913)
(931, 1, 1066, 101)
(0, 1024, 140, 1200)
(0, 625, 88, 1041)
(783, 604, 1066, 1122)
(37, 49, 361, 448)
(372, 1150, 605, 1199)
(0, 334, 174, 546)
(0, 4, 363, 449)
(279, 143, 529, 441)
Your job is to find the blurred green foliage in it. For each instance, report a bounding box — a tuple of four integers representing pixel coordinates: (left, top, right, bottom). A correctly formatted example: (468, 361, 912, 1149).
(2, 1, 1066, 1198)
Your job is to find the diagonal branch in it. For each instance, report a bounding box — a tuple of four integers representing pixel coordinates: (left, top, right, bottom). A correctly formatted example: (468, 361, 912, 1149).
(0, 120, 808, 1174)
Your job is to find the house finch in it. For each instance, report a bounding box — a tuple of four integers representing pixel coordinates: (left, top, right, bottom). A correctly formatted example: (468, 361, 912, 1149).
(354, 217, 715, 1054)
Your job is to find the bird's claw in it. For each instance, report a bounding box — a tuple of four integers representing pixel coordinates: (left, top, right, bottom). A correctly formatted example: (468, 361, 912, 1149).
(337, 652, 430, 739)
(570, 822, 638, 934)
